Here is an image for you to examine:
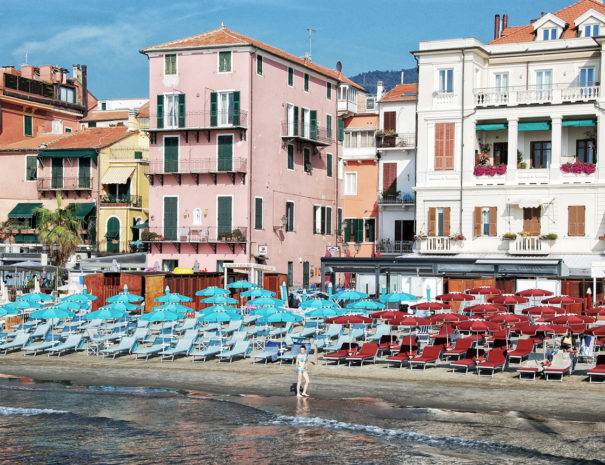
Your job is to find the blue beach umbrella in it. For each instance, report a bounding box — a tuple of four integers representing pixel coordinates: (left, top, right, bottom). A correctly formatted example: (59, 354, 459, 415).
(61, 290, 97, 303)
(97, 302, 140, 313)
(195, 286, 230, 297)
(155, 288, 192, 303)
(346, 299, 384, 311)
(0, 304, 21, 317)
(332, 290, 368, 301)
(305, 307, 342, 319)
(226, 280, 256, 290)
(249, 306, 280, 317)
(199, 311, 242, 323)
(300, 298, 338, 310)
(198, 304, 239, 315)
(30, 306, 75, 320)
(1, 300, 41, 312)
(259, 311, 303, 325)
(380, 292, 418, 303)
(247, 297, 283, 307)
(152, 303, 193, 314)
(201, 295, 238, 305)
(240, 288, 275, 298)
(140, 309, 183, 322)
(18, 292, 54, 304)
(83, 307, 127, 321)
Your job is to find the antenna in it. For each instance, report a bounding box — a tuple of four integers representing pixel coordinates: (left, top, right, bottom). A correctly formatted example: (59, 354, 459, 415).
(306, 27, 316, 60)
(24, 49, 29, 65)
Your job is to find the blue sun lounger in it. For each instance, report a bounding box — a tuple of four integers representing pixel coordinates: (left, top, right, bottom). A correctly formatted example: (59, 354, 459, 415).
(217, 340, 250, 363)
(0, 333, 30, 355)
(100, 336, 137, 359)
(190, 338, 223, 362)
(47, 334, 85, 357)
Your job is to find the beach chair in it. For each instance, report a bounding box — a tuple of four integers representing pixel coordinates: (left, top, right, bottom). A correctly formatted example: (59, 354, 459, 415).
(23, 334, 60, 356)
(367, 324, 391, 342)
(386, 340, 418, 367)
(409, 345, 442, 370)
(443, 337, 476, 360)
(217, 340, 250, 363)
(543, 352, 573, 381)
(269, 322, 292, 339)
(322, 324, 342, 339)
(100, 336, 137, 359)
(324, 335, 353, 352)
(376, 335, 398, 355)
(278, 343, 304, 364)
(190, 338, 223, 362)
(222, 320, 243, 335)
(252, 340, 283, 363)
(29, 323, 51, 340)
(161, 330, 198, 361)
(449, 349, 477, 374)
(47, 334, 85, 357)
(349, 325, 366, 340)
(0, 333, 31, 355)
(346, 342, 378, 366)
(176, 318, 198, 333)
(475, 348, 507, 377)
(322, 343, 359, 365)
(298, 321, 321, 338)
(507, 338, 534, 363)
(517, 359, 543, 381)
(587, 354, 605, 383)
(132, 337, 166, 360)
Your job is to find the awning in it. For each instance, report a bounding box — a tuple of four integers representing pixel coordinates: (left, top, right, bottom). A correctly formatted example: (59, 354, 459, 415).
(14, 234, 38, 244)
(562, 119, 596, 127)
(101, 166, 134, 185)
(133, 221, 148, 229)
(508, 198, 547, 209)
(518, 121, 550, 132)
(8, 202, 42, 219)
(38, 149, 97, 160)
(476, 123, 507, 131)
(71, 202, 96, 219)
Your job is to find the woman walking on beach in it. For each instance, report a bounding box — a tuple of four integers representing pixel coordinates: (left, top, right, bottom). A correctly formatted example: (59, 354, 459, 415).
(296, 345, 310, 398)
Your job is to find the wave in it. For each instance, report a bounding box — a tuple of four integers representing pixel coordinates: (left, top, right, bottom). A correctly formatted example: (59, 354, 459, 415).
(0, 406, 68, 416)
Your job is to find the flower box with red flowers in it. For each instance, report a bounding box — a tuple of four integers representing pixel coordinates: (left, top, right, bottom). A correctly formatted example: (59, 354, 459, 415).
(473, 164, 507, 177)
(560, 161, 596, 175)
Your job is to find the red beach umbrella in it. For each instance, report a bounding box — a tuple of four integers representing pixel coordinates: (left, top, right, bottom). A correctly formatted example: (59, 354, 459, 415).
(542, 324, 569, 335)
(388, 316, 429, 327)
(410, 302, 449, 311)
(516, 288, 553, 297)
(430, 313, 467, 323)
(523, 306, 560, 316)
(489, 313, 525, 324)
(584, 306, 605, 316)
(436, 293, 475, 302)
(466, 303, 507, 314)
(542, 295, 582, 305)
(589, 326, 605, 336)
(568, 324, 588, 334)
(552, 315, 585, 325)
(370, 310, 407, 320)
(326, 314, 373, 325)
(488, 295, 529, 305)
(465, 286, 502, 295)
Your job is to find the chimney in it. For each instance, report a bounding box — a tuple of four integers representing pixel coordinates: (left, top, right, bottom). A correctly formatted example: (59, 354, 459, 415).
(400, 71, 405, 84)
(376, 80, 384, 100)
(494, 14, 501, 39)
(20, 64, 35, 79)
(502, 14, 508, 32)
(127, 109, 139, 131)
(73, 64, 89, 114)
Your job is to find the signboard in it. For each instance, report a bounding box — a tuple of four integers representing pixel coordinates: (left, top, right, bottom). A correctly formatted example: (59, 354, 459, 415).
(258, 244, 268, 256)
(326, 245, 339, 256)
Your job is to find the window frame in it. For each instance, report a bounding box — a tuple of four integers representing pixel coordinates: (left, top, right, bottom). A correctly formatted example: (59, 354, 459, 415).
(583, 23, 600, 37)
(326, 82, 332, 99)
(23, 115, 33, 137)
(438, 68, 454, 93)
(287, 67, 294, 86)
(254, 197, 263, 230)
(287, 144, 295, 171)
(326, 153, 333, 177)
(256, 55, 263, 76)
(576, 138, 597, 164)
(164, 54, 177, 75)
(285, 201, 295, 232)
(25, 155, 37, 181)
(344, 171, 357, 195)
(218, 51, 232, 73)
(542, 27, 558, 40)
(304, 73, 309, 92)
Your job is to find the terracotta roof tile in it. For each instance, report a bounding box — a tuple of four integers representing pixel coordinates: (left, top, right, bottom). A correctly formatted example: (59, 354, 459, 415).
(381, 83, 418, 102)
(137, 102, 150, 118)
(490, 0, 605, 44)
(81, 110, 130, 122)
(344, 114, 378, 129)
(143, 27, 365, 91)
(44, 127, 131, 150)
(0, 134, 67, 152)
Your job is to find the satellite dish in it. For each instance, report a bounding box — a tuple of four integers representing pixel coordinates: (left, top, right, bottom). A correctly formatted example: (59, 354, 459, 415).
(336, 61, 342, 73)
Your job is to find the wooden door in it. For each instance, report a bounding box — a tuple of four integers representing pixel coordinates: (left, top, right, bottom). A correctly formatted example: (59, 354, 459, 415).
(523, 207, 541, 236)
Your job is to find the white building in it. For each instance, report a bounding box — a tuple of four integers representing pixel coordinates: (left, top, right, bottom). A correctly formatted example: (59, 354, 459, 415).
(82, 98, 149, 128)
(376, 82, 417, 255)
(412, 0, 605, 277)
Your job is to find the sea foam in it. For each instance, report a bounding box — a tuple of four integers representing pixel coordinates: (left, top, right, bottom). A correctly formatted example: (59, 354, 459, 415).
(0, 406, 67, 416)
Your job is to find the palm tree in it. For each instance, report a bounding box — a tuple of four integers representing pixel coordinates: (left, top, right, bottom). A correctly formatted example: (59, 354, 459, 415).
(35, 194, 81, 268)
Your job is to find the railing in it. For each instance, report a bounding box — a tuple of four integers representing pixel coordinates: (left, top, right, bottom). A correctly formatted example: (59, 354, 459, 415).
(141, 226, 247, 243)
(474, 84, 600, 107)
(377, 240, 414, 254)
(377, 191, 415, 205)
(508, 236, 550, 255)
(433, 91, 456, 105)
(418, 236, 461, 254)
(37, 177, 92, 191)
(99, 195, 142, 207)
(376, 133, 415, 149)
(147, 157, 247, 175)
(149, 110, 248, 130)
(281, 122, 333, 145)
(105, 147, 149, 160)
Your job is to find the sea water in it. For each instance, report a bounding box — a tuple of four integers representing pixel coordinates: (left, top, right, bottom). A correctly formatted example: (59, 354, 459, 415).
(0, 377, 602, 465)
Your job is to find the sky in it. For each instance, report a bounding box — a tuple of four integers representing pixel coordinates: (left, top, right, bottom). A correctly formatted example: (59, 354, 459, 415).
(2, 0, 577, 98)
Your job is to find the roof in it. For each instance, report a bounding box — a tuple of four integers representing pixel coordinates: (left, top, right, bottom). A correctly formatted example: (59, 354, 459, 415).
(81, 110, 130, 122)
(44, 127, 131, 150)
(491, 0, 605, 44)
(142, 26, 365, 91)
(344, 114, 378, 129)
(137, 102, 149, 118)
(0, 134, 67, 152)
(381, 83, 418, 103)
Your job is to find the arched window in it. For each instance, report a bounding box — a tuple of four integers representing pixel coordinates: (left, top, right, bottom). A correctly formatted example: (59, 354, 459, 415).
(192, 208, 202, 225)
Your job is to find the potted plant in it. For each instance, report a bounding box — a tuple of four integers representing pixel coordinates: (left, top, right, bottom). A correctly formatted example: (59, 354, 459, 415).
(450, 233, 465, 241)
(414, 232, 427, 241)
(517, 150, 527, 169)
(560, 159, 596, 175)
(540, 233, 558, 241)
(231, 228, 244, 242)
(502, 232, 517, 240)
(478, 142, 491, 161)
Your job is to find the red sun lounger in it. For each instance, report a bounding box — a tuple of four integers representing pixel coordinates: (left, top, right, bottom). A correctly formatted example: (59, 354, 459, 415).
(322, 343, 359, 365)
(475, 348, 507, 377)
(449, 349, 477, 374)
(587, 354, 605, 383)
(507, 339, 534, 364)
(443, 337, 475, 360)
(409, 345, 442, 370)
(346, 342, 379, 366)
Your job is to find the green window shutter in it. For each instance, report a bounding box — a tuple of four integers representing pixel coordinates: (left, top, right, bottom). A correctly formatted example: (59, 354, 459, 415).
(326, 207, 332, 234)
(288, 67, 294, 86)
(338, 119, 344, 142)
(313, 206, 318, 234)
(327, 153, 333, 177)
(337, 208, 343, 235)
(24, 115, 32, 136)
(88, 122, 97, 128)
(156, 95, 164, 129)
(355, 219, 364, 242)
(304, 73, 309, 91)
(303, 261, 310, 288)
(367, 220, 375, 242)
(321, 207, 326, 234)
(210, 92, 218, 127)
(344, 219, 351, 242)
(78, 158, 91, 188)
(232, 91, 240, 126)
(327, 82, 332, 99)
(177, 94, 186, 128)
(257, 55, 263, 75)
(217, 196, 233, 236)
(163, 197, 178, 241)
(293, 106, 299, 136)
(26, 156, 37, 181)
(326, 115, 332, 140)
(255, 198, 263, 230)
(286, 202, 294, 231)
(164, 137, 179, 173)
(134, 151, 143, 160)
(287, 145, 294, 170)
(51, 158, 63, 189)
(310, 110, 317, 140)
(106, 217, 120, 253)
(217, 135, 233, 171)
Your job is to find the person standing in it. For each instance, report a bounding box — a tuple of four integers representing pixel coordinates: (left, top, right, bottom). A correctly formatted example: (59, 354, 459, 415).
(296, 345, 310, 398)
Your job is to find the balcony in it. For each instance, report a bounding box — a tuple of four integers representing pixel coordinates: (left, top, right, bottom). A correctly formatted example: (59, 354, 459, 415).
(147, 157, 247, 185)
(474, 84, 600, 108)
(99, 195, 142, 208)
(281, 122, 333, 147)
(142, 226, 247, 254)
(508, 236, 550, 256)
(376, 133, 415, 150)
(337, 98, 358, 114)
(377, 240, 414, 254)
(418, 236, 462, 255)
(37, 177, 92, 194)
(377, 191, 415, 206)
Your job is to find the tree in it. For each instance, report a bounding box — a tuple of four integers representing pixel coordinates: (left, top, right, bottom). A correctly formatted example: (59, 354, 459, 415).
(35, 194, 81, 268)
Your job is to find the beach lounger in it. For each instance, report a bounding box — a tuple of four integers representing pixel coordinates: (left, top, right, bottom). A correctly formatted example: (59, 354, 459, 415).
(409, 345, 442, 370)
(322, 324, 342, 339)
(252, 340, 283, 363)
(366, 324, 391, 342)
(349, 325, 366, 340)
(507, 338, 534, 363)
(443, 337, 476, 360)
(322, 343, 359, 365)
(217, 340, 250, 363)
(475, 348, 507, 377)
(449, 350, 477, 374)
(324, 335, 353, 352)
(23, 335, 60, 356)
(161, 330, 198, 361)
(517, 359, 543, 381)
(587, 354, 605, 383)
(346, 342, 378, 366)
(376, 335, 398, 355)
(47, 334, 85, 357)
(190, 338, 223, 362)
(222, 320, 243, 335)
(543, 352, 572, 381)
(269, 322, 292, 339)
(132, 338, 167, 360)
(100, 336, 137, 359)
(29, 323, 51, 340)
(298, 321, 321, 338)
(386, 347, 417, 367)
(0, 333, 30, 355)
(278, 343, 303, 364)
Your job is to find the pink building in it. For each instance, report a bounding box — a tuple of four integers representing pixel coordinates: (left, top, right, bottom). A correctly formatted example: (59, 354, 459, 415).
(141, 26, 363, 285)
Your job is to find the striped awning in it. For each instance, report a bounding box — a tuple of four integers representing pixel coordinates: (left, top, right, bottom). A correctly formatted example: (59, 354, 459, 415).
(101, 166, 134, 185)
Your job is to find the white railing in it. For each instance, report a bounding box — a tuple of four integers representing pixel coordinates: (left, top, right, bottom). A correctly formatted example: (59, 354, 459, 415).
(433, 92, 456, 106)
(474, 85, 600, 107)
(508, 236, 550, 255)
(419, 237, 461, 254)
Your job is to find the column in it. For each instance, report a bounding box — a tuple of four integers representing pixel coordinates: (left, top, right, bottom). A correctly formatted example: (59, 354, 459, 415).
(374, 266, 381, 298)
(550, 116, 562, 183)
(597, 113, 605, 181)
(506, 118, 518, 184)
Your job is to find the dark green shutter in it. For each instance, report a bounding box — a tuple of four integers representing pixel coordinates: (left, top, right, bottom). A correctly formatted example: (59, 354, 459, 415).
(344, 219, 351, 242)
(106, 217, 120, 253)
(287, 145, 294, 170)
(337, 209, 343, 235)
(293, 106, 299, 136)
(367, 220, 375, 242)
(255, 198, 263, 230)
(51, 158, 63, 189)
(134, 151, 143, 160)
(327, 82, 332, 99)
(310, 110, 317, 140)
(304, 74, 309, 91)
(288, 67, 293, 86)
(338, 119, 344, 142)
(78, 158, 90, 188)
(355, 219, 364, 242)
(303, 261, 310, 288)
(326, 115, 332, 139)
(286, 202, 294, 231)
(326, 207, 332, 234)
(321, 207, 326, 234)
(156, 95, 164, 129)
(164, 137, 179, 173)
(232, 91, 240, 126)
(177, 94, 185, 128)
(24, 115, 32, 136)
(218, 135, 233, 171)
(210, 92, 218, 127)
(313, 206, 319, 234)
(217, 196, 232, 236)
(26, 156, 37, 180)
(163, 197, 178, 241)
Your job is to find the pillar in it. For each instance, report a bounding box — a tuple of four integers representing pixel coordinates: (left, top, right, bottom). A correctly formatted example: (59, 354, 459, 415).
(374, 266, 381, 298)
(506, 118, 518, 184)
(550, 116, 562, 182)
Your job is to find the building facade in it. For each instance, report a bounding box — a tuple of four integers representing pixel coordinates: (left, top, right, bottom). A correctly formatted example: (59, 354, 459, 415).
(141, 26, 363, 285)
(82, 98, 149, 128)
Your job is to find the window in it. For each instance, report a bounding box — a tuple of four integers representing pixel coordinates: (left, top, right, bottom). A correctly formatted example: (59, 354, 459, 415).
(474, 207, 496, 237)
(568, 206, 585, 237)
(494, 73, 509, 92)
(218, 51, 232, 72)
(192, 208, 202, 225)
(211, 91, 240, 127)
(344, 172, 357, 195)
(493, 142, 508, 166)
(23, 115, 32, 136)
(579, 67, 595, 88)
(577, 139, 596, 164)
(65, 128, 72, 133)
(285, 201, 294, 232)
(134, 151, 143, 160)
(287, 145, 295, 170)
(302, 108, 310, 138)
(255, 197, 263, 230)
(536, 69, 553, 100)
(327, 82, 332, 99)
(344, 219, 363, 243)
(584, 23, 600, 37)
(88, 122, 97, 128)
(364, 219, 375, 242)
(438, 68, 454, 93)
(366, 97, 375, 110)
(530, 141, 551, 169)
(303, 147, 311, 173)
(542, 28, 558, 40)
(326, 153, 333, 177)
(304, 73, 309, 92)
(481, 208, 490, 236)
(59, 87, 75, 104)
(217, 260, 233, 273)
(436, 208, 445, 237)
(434, 122, 455, 170)
(164, 136, 179, 173)
(162, 93, 185, 129)
(326, 114, 332, 140)
(26, 156, 37, 181)
(256, 55, 263, 75)
(101, 102, 107, 111)
(313, 206, 332, 235)
(165, 54, 177, 75)
(288, 67, 294, 86)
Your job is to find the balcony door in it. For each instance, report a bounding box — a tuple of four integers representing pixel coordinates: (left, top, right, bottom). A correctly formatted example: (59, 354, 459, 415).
(163, 137, 179, 173)
(492, 142, 508, 165)
(163, 196, 178, 241)
(217, 196, 233, 237)
(51, 158, 63, 189)
(579, 67, 595, 88)
(536, 70, 552, 100)
(530, 141, 550, 169)
(394, 220, 415, 242)
(78, 158, 90, 188)
(523, 207, 541, 236)
(217, 135, 233, 171)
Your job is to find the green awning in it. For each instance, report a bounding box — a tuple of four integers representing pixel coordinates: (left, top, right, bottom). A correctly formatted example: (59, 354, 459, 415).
(15, 233, 38, 244)
(519, 122, 550, 132)
(71, 203, 96, 219)
(8, 203, 42, 219)
(562, 119, 596, 127)
(476, 123, 507, 131)
(133, 221, 148, 229)
(38, 149, 97, 161)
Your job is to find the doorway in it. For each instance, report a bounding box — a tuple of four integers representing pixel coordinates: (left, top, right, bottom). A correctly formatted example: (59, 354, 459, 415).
(523, 207, 541, 236)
